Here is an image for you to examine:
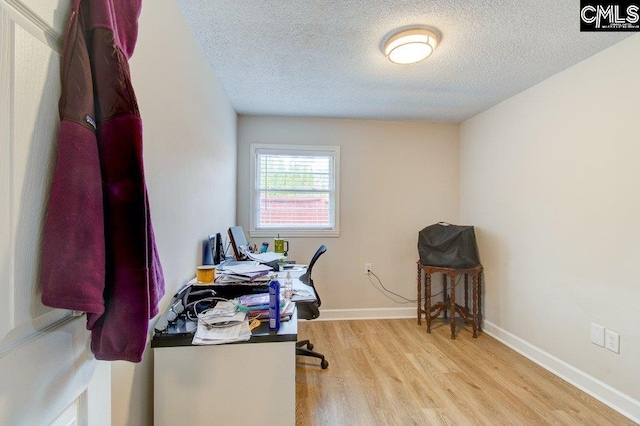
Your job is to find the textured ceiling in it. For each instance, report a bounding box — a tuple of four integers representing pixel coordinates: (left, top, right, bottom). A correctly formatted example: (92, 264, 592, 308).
(176, 1, 632, 123)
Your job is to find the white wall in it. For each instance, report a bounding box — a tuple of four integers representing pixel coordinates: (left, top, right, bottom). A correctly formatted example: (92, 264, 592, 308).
(460, 34, 640, 420)
(114, 1, 237, 425)
(238, 116, 459, 316)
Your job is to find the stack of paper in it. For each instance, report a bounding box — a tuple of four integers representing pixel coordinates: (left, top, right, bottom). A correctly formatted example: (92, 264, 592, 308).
(237, 244, 285, 263)
(245, 251, 284, 263)
(291, 286, 316, 302)
(217, 264, 274, 284)
(192, 302, 251, 345)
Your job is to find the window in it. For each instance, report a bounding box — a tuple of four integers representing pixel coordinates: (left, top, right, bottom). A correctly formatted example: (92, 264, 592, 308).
(250, 144, 340, 237)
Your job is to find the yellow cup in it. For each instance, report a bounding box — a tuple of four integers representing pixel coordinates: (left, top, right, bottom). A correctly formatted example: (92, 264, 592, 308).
(274, 238, 289, 254)
(196, 265, 216, 284)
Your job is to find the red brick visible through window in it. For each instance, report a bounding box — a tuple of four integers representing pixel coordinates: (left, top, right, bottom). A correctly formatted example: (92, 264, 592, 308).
(259, 197, 329, 225)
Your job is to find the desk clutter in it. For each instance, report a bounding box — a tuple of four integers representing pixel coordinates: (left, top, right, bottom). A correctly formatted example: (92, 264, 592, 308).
(154, 261, 315, 346)
(215, 262, 273, 283)
(152, 233, 325, 424)
(192, 301, 252, 345)
(190, 294, 294, 345)
(155, 282, 292, 345)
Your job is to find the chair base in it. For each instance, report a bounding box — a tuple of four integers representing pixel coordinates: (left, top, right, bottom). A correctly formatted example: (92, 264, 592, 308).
(296, 340, 329, 369)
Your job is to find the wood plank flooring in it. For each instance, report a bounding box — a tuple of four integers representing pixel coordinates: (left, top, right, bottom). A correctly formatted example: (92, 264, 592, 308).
(295, 319, 636, 426)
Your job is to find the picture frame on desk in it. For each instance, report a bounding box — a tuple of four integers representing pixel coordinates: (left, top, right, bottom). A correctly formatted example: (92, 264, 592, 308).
(228, 226, 249, 260)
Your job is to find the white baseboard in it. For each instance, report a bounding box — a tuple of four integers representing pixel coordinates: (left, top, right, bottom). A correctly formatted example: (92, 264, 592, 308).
(318, 307, 416, 321)
(482, 320, 640, 424)
(310, 311, 640, 423)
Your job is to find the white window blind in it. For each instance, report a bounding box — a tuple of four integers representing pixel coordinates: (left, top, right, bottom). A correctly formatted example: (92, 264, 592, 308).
(250, 144, 340, 237)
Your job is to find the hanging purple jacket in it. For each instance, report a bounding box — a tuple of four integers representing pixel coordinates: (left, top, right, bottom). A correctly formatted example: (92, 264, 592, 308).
(41, 0, 164, 362)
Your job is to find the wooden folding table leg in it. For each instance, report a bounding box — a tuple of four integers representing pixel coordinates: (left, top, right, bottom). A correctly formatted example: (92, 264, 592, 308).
(417, 264, 422, 325)
(425, 271, 432, 333)
(464, 274, 469, 311)
(477, 271, 483, 331)
(449, 273, 456, 339)
(442, 274, 448, 319)
(472, 274, 479, 338)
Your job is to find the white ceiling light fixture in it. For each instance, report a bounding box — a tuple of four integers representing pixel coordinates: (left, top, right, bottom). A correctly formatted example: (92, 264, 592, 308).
(383, 28, 439, 65)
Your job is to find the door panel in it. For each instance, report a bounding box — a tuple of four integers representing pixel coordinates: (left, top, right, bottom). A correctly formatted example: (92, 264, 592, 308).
(12, 17, 60, 324)
(0, 1, 110, 424)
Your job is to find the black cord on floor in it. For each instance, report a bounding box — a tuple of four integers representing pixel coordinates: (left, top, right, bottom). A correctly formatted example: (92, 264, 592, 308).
(366, 271, 464, 305)
(367, 271, 416, 303)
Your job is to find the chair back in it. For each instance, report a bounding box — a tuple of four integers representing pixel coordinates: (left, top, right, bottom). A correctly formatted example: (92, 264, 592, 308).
(299, 245, 326, 307)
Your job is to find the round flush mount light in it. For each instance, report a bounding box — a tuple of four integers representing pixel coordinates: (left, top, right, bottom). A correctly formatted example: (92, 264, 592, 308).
(383, 28, 440, 65)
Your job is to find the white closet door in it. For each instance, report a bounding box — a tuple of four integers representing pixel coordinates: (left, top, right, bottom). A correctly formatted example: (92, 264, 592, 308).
(0, 1, 110, 424)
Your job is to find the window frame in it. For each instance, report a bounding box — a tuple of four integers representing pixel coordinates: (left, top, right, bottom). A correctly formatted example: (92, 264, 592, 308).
(249, 143, 340, 238)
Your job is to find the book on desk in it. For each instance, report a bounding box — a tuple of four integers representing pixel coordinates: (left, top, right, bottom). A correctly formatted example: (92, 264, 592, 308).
(238, 293, 296, 322)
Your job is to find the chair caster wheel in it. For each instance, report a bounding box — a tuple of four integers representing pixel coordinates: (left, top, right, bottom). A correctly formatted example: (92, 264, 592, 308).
(307, 343, 314, 350)
(321, 359, 329, 369)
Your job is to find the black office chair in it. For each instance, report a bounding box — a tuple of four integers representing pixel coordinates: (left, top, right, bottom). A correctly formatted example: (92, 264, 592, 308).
(296, 245, 329, 369)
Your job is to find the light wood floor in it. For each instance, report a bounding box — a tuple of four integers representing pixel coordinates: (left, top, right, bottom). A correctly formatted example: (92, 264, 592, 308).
(295, 318, 636, 426)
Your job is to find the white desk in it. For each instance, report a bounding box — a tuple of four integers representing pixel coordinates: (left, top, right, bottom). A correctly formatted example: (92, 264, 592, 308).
(153, 272, 314, 426)
(153, 324, 296, 425)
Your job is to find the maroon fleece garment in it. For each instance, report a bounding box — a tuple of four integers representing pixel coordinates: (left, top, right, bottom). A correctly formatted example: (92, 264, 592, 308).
(41, 0, 164, 362)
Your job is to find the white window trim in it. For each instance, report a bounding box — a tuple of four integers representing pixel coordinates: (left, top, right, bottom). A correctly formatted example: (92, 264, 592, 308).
(249, 143, 340, 238)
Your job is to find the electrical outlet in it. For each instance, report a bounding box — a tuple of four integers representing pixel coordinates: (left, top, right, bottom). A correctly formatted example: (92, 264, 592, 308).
(605, 330, 620, 354)
(364, 263, 372, 274)
(591, 324, 605, 347)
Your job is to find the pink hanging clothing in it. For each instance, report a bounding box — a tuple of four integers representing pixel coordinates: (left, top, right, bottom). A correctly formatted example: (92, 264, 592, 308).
(41, 0, 164, 363)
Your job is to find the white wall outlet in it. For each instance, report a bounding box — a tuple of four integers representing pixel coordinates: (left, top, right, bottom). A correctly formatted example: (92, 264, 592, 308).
(364, 263, 372, 274)
(605, 330, 620, 353)
(591, 323, 605, 347)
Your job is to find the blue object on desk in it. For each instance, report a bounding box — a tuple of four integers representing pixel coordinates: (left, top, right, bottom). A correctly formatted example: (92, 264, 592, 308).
(269, 280, 281, 330)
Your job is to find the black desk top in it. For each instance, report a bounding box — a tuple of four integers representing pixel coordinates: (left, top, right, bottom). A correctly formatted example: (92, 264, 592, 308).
(151, 272, 316, 349)
(151, 306, 298, 348)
